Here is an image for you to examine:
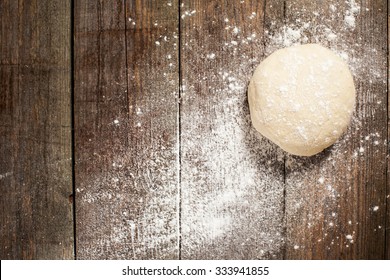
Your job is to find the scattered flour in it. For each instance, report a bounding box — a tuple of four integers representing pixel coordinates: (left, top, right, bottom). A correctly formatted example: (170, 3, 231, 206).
(344, 15, 356, 29)
(206, 53, 216, 60)
(181, 10, 196, 19)
(344, 0, 361, 29)
(180, 62, 285, 258)
(0, 172, 12, 180)
(78, 0, 386, 259)
(184, 0, 385, 258)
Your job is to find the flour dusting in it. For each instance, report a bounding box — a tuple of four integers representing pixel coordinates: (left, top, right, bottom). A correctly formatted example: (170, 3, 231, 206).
(0, 172, 12, 180)
(181, 0, 384, 258)
(78, 0, 386, 259)
(180, 91, 285, 257)
(344, 0, 361, 29)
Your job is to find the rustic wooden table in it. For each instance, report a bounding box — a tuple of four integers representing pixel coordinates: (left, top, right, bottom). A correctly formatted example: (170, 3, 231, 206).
(1, 0, 389, 259)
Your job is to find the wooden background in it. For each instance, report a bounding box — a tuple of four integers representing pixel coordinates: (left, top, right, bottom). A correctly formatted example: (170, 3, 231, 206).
(0, 0, 388, 259)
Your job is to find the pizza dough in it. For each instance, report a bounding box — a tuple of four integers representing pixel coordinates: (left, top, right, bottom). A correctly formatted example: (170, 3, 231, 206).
(248, 44, 355, 156)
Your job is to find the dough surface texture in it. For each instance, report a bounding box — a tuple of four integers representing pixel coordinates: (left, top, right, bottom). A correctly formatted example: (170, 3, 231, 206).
(248, 44, 355, 156)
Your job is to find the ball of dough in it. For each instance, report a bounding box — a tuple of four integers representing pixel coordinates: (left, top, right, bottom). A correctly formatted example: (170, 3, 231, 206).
(248, 44, 355, 156)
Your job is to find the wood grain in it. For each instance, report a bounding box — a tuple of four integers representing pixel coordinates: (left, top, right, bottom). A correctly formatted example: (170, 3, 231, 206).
(74, 0, 180, 259)
(180, 0, 285, 259)
(281, 0, 388, 259)
(387, 0, 390, 261)
(1, 0, 388, 260)
(0, 0, 73, 259)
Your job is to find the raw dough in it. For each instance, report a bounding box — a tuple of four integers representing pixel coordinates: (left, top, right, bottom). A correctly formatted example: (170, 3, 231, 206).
(248, 44, 355, 156)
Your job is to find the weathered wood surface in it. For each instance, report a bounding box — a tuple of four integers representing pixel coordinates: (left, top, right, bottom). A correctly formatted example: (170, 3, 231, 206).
(387, 0, 390, 261)
(180, 0, 285, 259)
(281, 0, 388, 260)
(0, 0, 73, 259)
(180, 0, 388, 259)
(74, 0, 180, 259)
(1, 0, 388, 259)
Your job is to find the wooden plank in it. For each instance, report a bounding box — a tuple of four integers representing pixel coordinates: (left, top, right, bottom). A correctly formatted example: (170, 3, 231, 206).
(0, 0, 73, 259)
(387, 1, 390, 261)
(74, 0, 180, 259)
(279, 0, 388, 259)
(180, 0, 286, 259)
